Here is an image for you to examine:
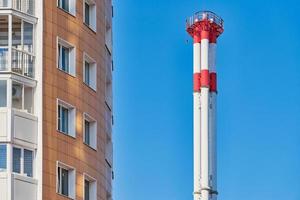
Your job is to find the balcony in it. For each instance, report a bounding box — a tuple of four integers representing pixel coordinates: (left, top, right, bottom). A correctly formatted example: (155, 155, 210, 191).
(12, 49, 34, 78)
(0, 0, 35, 15)
(0, 14, 35, 79)
(0, 108, 38, 146)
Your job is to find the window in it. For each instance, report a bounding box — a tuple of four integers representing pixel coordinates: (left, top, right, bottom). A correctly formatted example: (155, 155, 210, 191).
(12, 0, 34, 15)
(12, 81, 34, 113)
(84, 120, 90, 145)
(13, 147, 34, 177)
(84, 174, 97, 200)
(0, 80, 7, 107)
(83, 53, 96, 90)
(105, 0, 112, 53)
(83, 113, 97, 149)
(12, 18, 33, 52)
(0, 16, 8, 47)
(84, 0, 96, 31)
(0, 16, 8, 71)
(13, 147, 21, 173)
(57, 162, 76, 199)
(58, 0, 76, 16)
(105, 136, 113, 167)
(0, 145, 7, 171)
(57, 37, 76, 76)
(57, 99, 76, 137)
(24, 149, 33, 177)
(58, 105, 69, 133)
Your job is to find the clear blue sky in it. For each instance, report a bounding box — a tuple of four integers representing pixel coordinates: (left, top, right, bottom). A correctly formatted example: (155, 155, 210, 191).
(113, 0, 300, 199)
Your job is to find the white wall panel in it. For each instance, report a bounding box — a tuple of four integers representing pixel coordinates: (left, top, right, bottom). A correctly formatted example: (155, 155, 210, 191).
(0, 110, 7, 139)
(13, 175, 37, 200)
(0, 175, 8, 200)
(13, 111, 37, 145)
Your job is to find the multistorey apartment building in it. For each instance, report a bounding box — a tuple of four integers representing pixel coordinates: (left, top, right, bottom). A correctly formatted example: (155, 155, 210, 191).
(0, 0, 114, 200)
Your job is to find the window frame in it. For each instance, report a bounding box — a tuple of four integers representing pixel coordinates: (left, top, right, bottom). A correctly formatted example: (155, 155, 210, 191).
(57, 99, 76, 138)
(56, 161, 76, 199)
(83, 52, 97, 91)
(83, 173, 97, 200)
(57, 37, 76, 77)
(12, 146, 35, 178)
(83, 0, 97, 32)
(83, 113, 97, 150)
(11, 80, 35, 114)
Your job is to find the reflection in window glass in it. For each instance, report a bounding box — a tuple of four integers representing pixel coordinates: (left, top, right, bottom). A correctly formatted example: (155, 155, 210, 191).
(0, 145, 7, 170)
(0, 16, 8, 46)
(85, 3, 90, 25)
(23, 22, 33, 52)
(12, 82, 23, 110)
(84, 180, 90, 200)
(13, 147, 21, 173)
(24, 149, 33, 177)
(0, 80, 7, 107)
(24, 86, 34, 113)
(12, 17, 22, 49)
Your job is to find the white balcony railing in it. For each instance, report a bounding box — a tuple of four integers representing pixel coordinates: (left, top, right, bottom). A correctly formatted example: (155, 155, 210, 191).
(11, 48, 34, 78)
(0, 0, 34, 15)
(0, 48, 35, 78)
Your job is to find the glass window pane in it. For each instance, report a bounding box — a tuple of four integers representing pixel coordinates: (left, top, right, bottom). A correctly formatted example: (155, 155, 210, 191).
(57, 167, 61, 192)
(85, 180, 90, 200)
(60, 46, 69, 72)
(0, 80, 7, 107)
(58, 105, 61, 131)
(24, 86, 34, 113)
(84, 120, 90, 145)
(23, 22, 33, 53)
(24, 149, 33, 177)
(61, 168, 69, 196)
(0, 0, 8, 7)
(0, 145, 7, 170)
(13, 147, 21, 173)
(85, 3, 90, 25)
(85, 62, 90, 85)
(0, 48, 8, 71)
(12, 17, 22, 49)
(59, 0, 69, 12)
(12, 82, 23, 110)
(0, 16, 8, 46)
(62, 107, 69, 133)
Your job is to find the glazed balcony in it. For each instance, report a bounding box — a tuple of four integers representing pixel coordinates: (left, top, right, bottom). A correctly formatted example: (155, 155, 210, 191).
(0, 15, 35, 79)
(0, 48, 34, 78)
(0, 0, 35, 15)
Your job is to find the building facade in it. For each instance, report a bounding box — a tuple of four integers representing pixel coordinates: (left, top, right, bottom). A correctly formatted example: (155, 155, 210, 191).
(0, 1, 114, 200)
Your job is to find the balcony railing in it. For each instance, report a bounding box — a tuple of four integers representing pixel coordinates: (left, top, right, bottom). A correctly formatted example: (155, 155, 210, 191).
(0, 0, 34, 15)
(0, 48, 35, 78)
(12, 48, 34, 78)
